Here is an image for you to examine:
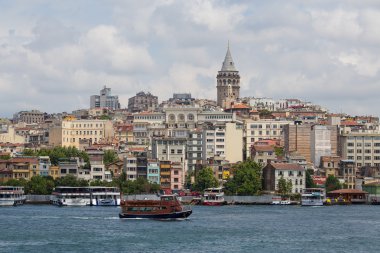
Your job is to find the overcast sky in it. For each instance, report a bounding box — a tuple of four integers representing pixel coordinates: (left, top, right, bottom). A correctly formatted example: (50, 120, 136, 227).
(1, 0, 380, 118)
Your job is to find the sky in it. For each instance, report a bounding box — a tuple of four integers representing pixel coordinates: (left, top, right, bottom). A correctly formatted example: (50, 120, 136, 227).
(1, 0, 380, 118)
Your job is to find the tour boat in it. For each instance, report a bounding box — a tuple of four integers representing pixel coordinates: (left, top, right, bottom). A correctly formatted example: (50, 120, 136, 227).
(202, 187, 225, 206)
(301, 188, 325, 206)
(119, 194, 192, 219)
(51, 187, 91, 206)
(89, 187, 121, 206)
(51, 186, 121, 206)
(0, 186, 26, 206)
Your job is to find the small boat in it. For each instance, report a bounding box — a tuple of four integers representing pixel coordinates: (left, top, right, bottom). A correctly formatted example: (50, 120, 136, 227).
(271, 196, 291, 205)
(202, 187, 225, 206)
(0, 186, 26, 206)
(301, 188, 325, 206)
(119, 194, 192, 219)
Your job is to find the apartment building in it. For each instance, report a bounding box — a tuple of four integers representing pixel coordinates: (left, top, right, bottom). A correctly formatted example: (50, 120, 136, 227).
(339, 131, 380, 167)
(245, 119, 292, 159)
(61, 119, 114, 149)
(262, 162, 306, 194)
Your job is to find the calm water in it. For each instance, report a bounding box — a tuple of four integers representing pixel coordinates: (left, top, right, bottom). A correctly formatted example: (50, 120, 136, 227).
(1, 204, 380, 253)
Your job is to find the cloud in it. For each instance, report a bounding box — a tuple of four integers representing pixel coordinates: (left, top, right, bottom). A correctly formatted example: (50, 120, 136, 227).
(0, 0, 380, 118)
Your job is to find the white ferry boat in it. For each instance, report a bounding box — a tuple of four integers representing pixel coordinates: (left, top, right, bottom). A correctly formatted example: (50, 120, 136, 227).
(0, 186, 26, 206)
(202, 187, 225, 206)
(51, 186, 121, 206)
(301, 188, 325, 206)
(51, 187, 91, 206)
(89, 187, 121, 206)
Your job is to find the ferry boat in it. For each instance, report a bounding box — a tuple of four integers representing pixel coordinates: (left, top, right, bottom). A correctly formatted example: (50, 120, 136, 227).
(51, 187, 91, 206)
(51, 186, 121, 206)
(119, 194, 192, 219)
(301, 188, 325, 206)
(202, 187, 225, 206)
(0, 186, 26, 206)
(89, 186, 121, 206)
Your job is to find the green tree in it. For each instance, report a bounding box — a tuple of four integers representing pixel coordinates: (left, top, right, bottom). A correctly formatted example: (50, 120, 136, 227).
(224, 159, 262, 195)
(193, 167, 219, 191)
(55, 174, 88, 187)
(306, 169, 316, 188)
(23, 149, 36, 156)
(103, 150, 118, 165)
(277, 176, 293, 195)
(325, 175, 341, 192)
(274, 147, 284, 157)
(26, 176, 55, 195)
(0, 154, 11, 160)
(4, 178, 28, 188)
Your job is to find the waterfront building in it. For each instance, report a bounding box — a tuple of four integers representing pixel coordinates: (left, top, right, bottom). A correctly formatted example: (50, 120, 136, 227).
(38, 156, 51, 177)
(123, 155, 137, 181)
(338, 160, 356, 189)
(13, 110, 45, 124)
(58, 157, 84, 178)
(160, 160, 171, 191)
(90, 86, 120, 110)
(187, 129, 203, 172)
(49, 165, 60, 180)
(86, 148, 106, 181)
(262, 162, 306, 194)
(319, 156, 340, 177)
(128, 91, 158, 113)
(171, 162, 183, 190)
(106, 160, 124, 179)
(147, 159, 160, 185)
(216, 44, 240, 108)
(61, 119, 114, 149)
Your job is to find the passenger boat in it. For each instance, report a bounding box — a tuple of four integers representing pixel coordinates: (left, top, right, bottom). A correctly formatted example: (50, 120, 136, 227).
(301, 188, 325, 206)
(119, 194, 192, 219)
(202, 187, 225, 206)
(0, 186, 26, 206)
(51, 187, 91, 206)
(51, 186, 121, 206)
(89, 187, 121, 206)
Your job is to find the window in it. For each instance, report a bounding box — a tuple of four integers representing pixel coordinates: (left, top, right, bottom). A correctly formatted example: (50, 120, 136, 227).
(347, 143, 354, 147)
(365, 156, 371, 160)
(288, 171, 294, 176)
(356, 149, 362, 153)
(177, 149, 182, 154)
(357, 143, 362, 147)
(171, 149, 175, 154)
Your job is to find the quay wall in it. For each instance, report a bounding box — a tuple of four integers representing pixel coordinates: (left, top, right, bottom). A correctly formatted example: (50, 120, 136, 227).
(25, 195, 51, 204)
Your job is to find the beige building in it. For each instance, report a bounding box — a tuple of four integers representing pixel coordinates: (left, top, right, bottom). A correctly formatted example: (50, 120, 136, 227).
(61, 119, 114, 149)
(0, 125, 25, 144)
(339, 131, 380, 167)
(245, 119, 292, 159)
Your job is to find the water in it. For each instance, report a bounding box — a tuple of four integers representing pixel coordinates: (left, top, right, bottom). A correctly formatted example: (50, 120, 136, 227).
(1, 205, 380, 253)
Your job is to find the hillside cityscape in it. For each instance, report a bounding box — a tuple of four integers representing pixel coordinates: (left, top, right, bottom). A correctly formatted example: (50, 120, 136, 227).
(1, 46, 379, 200)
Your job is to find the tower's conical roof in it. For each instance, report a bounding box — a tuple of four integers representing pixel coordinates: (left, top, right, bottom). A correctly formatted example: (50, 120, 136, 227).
(221, 42, 236, 71)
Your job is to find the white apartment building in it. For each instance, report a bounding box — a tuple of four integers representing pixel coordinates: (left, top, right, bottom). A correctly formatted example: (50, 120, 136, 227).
(203, 122, 243, 163)
(61, 119, 114, 149)
(124, 155, 137, 181)
(311, 125, 333, 167)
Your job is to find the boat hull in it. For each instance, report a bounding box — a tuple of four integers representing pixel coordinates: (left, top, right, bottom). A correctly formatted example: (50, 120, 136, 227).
(119, 209, 192, 219)
(202, 201, 224, 206)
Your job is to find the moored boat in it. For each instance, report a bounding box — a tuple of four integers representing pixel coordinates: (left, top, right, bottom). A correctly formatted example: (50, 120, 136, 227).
(0, 186, 26, 206)
(202, 187, 225, 206)
(119, 194, 192, 219)
(89, 186, 121, 206)
(51, 187, 91, 206)
(301, 188, 325, 206)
